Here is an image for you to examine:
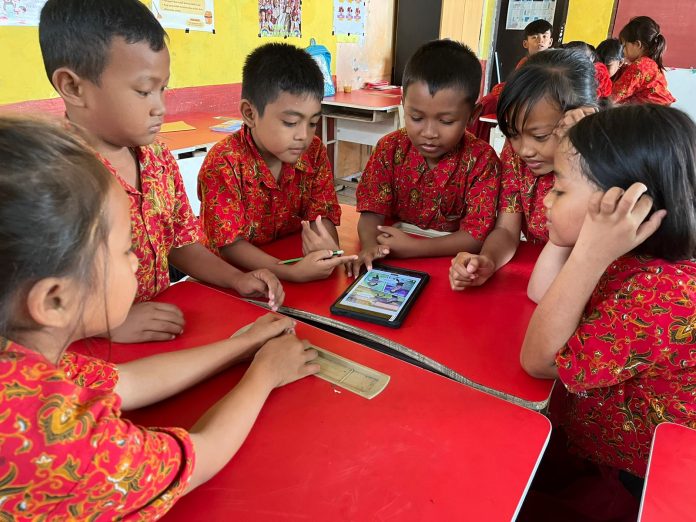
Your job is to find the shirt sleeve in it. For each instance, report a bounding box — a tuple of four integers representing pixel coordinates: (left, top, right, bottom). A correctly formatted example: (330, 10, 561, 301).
(611, 61, 645, 104)
(498, 142, 523, 213)
(556, 270, 666, 393)
(303, 139, 342, 226)
(459, 140, 501, 241)
(355, 133, 396, 216)
(198, 139, 249, 249)
(60, 352, 119, 391)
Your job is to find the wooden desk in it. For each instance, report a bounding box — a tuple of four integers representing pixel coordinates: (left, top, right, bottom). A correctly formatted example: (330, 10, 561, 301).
(639, 422, 696, 521)
(251, 205, 553, 410)
(75, 281, 551, 520)
(321, 89, 402, 186)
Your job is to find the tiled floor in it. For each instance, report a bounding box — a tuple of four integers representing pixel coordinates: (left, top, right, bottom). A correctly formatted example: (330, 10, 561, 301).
(336, 185, 356, 205)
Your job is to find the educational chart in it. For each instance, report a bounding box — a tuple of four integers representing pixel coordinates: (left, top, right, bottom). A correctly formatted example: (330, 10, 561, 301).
(258, 0, 301, 38)
(0, 0, 47, 26)
(506, 0, 556, 30)
(333, 0, 365, 41)
(150, 0, 214, 33)
(340, 269, 420, 322)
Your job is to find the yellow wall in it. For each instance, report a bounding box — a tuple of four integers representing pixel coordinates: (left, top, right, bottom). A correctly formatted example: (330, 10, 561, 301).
(0, 0, 337, 105)
(564, 0, 615, 46)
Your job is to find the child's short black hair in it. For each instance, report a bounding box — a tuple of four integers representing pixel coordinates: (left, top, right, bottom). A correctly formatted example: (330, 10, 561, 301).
(39, 0, 167, 85)
(563, 41, 596, 62)
(569, 105, 696, 261)
(497, 49, 598, 137)
(524, 19, 553, 38)
(595, 38, 623, 66)
(402, 39, 481, 106)
(242, 43, 324, 116)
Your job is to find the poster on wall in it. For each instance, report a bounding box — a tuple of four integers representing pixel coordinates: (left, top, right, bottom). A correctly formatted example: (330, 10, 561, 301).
(151, 0, 215, 33)
(258, 0, 301, 38)
(333, 0, 365, 42)
(506, 0, 556, 30)
(0, 0, 47, 26)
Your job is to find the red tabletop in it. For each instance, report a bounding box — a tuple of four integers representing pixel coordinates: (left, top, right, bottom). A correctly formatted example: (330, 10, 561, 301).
(249, 205, 553, 410)
(322, 88, 402, 110)
(639, 422, 696, 521)
(157, 112, 237, 153)
(76, 281, 551, 521)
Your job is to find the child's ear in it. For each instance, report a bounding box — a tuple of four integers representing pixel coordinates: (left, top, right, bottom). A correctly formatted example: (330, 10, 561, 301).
(52, 67, 88, 109)
(239, 99, 257, 128)
(522, 39, 530, 50)
(26, 277, 79, 329)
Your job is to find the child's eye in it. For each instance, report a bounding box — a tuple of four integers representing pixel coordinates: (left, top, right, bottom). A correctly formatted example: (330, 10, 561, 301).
(533, 134, 551, 142)
(136, 90, 151, 97)
(282, 121, 298, 127)
(552, 189, 564, 196)
(440, 120, 454, 126)
(309, 121, 318, 128)
(410, 116, 423, 122)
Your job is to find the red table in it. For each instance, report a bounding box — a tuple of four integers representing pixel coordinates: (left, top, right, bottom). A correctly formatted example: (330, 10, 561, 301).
(639, 422, 696, 521)
(158, 111, 236, 154)
(77, 281, 551, 521)
(250, 204, 553, 410)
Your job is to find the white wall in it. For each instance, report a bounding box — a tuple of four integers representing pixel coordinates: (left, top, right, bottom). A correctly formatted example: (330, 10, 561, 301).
(666, 68, 696, 123)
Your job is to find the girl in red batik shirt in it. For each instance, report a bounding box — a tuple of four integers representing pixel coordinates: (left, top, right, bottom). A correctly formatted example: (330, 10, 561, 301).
(0, 117, 318, 520)
(521, 105, 696, 503)
(612, 16, 676, 105)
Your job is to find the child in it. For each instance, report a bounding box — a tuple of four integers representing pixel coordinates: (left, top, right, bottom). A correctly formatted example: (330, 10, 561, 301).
(612, 16, 676, 105)
(38, 0, 284, 344)
(350, 40, 501, 276)
(198, 43, 355, 283)
(0, 116, 319, 519)
(519, 19, 554, 68)
(595, 37, 624, 79)
(450, 49, 598, 290)
(520, 104, 696, 489)
(564, 40, 612, 98)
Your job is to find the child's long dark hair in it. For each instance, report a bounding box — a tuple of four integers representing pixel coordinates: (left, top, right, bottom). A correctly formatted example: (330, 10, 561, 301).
(595, 38, 623, 67)
(497, 49, 598, 137)
(619, 16, 666, 71)
(0, 117, 113, 340)
(568, 105, 696, 261)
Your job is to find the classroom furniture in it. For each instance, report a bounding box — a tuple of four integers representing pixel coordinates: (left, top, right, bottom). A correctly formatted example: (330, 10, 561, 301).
(75, 281, 551, 521)
(247, 205, 554, 410)
(480, 113, 506, 154)
(638, 422, 696, 521)
(321, 89, 402, 186)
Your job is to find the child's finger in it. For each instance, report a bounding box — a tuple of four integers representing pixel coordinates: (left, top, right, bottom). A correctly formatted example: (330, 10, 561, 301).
(466, 257, 480, 273)
(599, 187, 626, 214)
(321, 255, 358, 268)
(636, 209, 667, 244)
(451, 262, 473, 279)
(616, 183, 649, 215)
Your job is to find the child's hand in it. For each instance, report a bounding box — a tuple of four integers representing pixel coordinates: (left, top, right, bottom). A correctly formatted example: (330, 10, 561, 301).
(574, 183, 667, 267)
(346, 245, 390, 278)
(554, 107, 598, 139)
(449, 253, 496, 290)
(251, 334, 320, 388)
(375, 226, 418, 258)
(286, 249, 358, 282)
(237, 313, 296, 354)
(232, 269, 285, 310)
(301, 216, 339, 255)
(109, 302, 185, 343)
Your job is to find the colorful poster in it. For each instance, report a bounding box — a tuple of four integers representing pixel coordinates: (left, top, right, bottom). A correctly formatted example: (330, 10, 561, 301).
(151, 0, 214, 33)
(333, 0, 365, 39)
(0, 0, 47, 26)
(258, 0, 301, 38)
(506, 0, 556, 31)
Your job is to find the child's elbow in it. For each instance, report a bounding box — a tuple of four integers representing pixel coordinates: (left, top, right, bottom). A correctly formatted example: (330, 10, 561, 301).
(520, 351, 556, 379)
(526, 280, 543, 304)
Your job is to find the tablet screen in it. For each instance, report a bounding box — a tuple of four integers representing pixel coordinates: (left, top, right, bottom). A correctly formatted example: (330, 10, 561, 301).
(333, 268, 426, 323)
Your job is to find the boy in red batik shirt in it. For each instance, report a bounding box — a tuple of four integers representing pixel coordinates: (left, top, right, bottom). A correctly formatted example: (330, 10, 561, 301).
(40, 0, 284, 343)
(349, 40, 501, 275)
(198, 43, 355, 283)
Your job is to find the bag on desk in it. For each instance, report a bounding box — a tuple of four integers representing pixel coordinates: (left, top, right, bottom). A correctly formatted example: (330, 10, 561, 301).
(305, 38, 335, 97)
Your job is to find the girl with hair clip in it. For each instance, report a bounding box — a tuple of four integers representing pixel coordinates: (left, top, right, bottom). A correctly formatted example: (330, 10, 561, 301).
(521, 105, 696, 510)
(450, 49, 598, 291)
(0, 117, 319, 519)
(612, 16, 676, 105)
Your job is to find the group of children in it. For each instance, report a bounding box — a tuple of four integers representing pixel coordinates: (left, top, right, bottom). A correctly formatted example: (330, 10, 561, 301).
(0, 0, 693, 519)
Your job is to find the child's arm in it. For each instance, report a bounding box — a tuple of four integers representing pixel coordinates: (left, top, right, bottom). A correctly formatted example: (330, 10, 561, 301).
(521, 184, 666, 378)
(347, 211, 390, 277)
(527, 242, 573, 303)
(611, 60, 642, 103)
(168, 242, 284, 309)
(450, 212, 522, 290)
(374, 225, 483, 258)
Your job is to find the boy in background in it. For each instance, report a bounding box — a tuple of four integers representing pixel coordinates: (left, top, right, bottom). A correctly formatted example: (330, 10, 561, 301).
(198, 43, 355, 283)
(349, 40, 501, 276)
(39, 0, 284, 343)
(519, 19, 554, 68)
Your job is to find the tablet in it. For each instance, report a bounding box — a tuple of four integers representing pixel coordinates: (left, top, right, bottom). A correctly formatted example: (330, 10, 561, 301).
(330, 265, 429, 328)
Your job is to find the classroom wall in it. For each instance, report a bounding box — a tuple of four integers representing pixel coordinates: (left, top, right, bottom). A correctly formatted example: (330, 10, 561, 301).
(0, 0, 338, 106)
(563, 0, 614, 46)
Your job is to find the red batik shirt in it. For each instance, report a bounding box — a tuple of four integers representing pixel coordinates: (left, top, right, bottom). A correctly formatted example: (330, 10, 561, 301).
(611, 57, 676, 105)
(556, 255, 696, 476)
(498, 142, 552, 244)
(356, 129, 501, 238)
(100, 142, 204, 303)
(198, 125, 341, 249)
(0, 338, 194, 519)
(595, 62, 613, 98)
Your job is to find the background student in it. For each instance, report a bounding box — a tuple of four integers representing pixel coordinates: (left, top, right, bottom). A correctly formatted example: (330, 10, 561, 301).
(350, 39, 501, 276)
(0, 117, 319, 520)
(198, 42, 356, 283)
(595, 37, 624, 80)
(39, 0, 284, 343)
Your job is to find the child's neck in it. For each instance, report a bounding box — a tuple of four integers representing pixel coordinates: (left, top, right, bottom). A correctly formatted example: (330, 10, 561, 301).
(261, 152, 283, 180)
(99, 145, 141, 191)
(14, 329, 68, 366)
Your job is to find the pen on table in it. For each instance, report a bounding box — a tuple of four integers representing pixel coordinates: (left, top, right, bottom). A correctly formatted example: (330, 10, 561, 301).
(279, 250, 344, 265)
